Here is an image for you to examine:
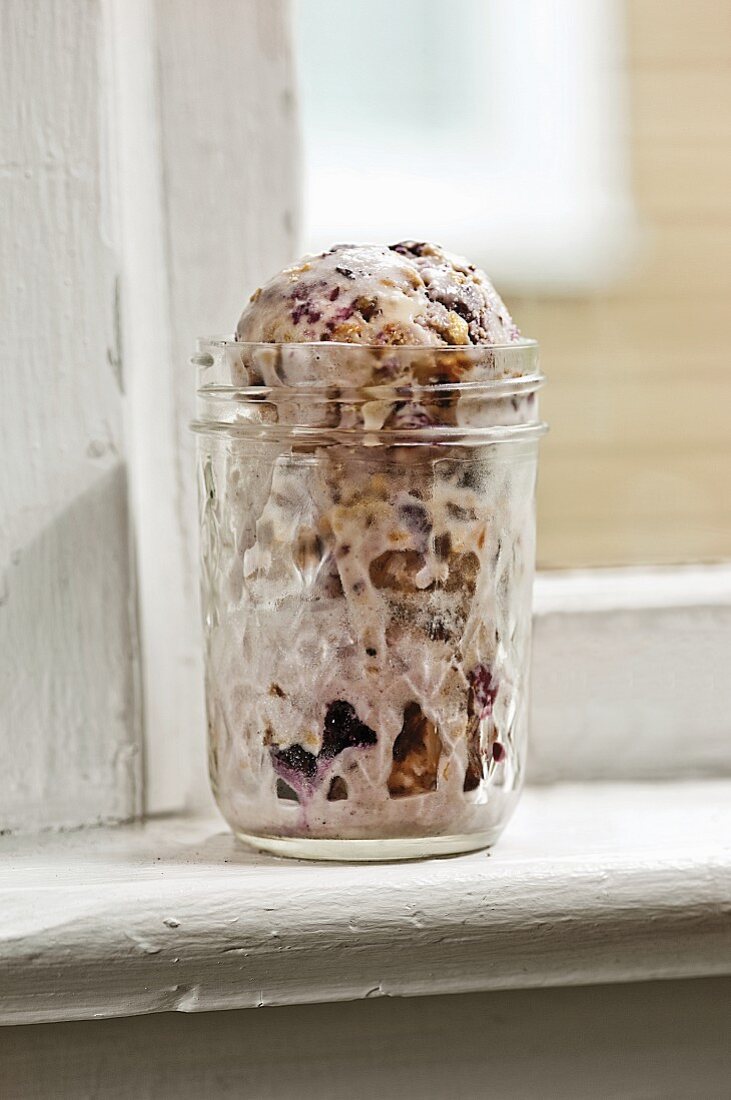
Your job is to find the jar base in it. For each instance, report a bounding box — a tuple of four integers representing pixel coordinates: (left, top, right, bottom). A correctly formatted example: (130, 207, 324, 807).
(234, 829, 497, 862)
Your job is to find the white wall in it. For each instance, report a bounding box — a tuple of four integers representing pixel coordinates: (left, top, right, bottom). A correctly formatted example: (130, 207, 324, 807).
(0, 0, 299, 832)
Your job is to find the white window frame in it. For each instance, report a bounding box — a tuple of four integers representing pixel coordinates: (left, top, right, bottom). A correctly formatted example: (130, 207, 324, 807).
(295, 0, 636, 292)
(531, 564, 731, 785)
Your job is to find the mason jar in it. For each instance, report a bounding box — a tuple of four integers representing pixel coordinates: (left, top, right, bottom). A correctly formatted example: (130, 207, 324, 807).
(192, 338, 546, 860)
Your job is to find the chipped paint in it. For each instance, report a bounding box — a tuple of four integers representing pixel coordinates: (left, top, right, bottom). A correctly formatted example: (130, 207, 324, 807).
(0, 783, 730, 1025)
(0, 0, 141, 832)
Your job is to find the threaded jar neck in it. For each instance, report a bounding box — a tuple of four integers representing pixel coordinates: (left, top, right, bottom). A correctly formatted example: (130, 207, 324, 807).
(191, 338, 546, 444)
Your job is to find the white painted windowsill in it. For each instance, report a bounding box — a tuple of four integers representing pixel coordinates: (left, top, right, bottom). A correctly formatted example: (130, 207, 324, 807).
(3, 780, 730, 1027)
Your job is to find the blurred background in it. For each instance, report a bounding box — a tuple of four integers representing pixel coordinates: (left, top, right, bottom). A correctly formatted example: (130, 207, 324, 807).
(295, 0, 731, 568)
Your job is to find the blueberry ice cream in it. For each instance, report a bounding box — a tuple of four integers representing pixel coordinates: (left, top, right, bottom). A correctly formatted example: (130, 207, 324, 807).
(196, 241, 543, 857)
(237, 242, 521, 347)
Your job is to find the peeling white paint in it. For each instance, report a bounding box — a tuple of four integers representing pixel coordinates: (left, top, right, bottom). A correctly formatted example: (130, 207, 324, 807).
(0, 0, 299, 831)
(1, 781, 729, 1025)
(0, 0, 141, 831)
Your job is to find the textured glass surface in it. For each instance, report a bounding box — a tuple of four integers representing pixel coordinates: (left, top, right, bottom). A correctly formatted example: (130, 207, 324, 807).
(194, 342, 544, 859)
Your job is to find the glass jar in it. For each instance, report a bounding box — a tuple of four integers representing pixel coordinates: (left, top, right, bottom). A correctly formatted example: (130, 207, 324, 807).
(192, 339, 546, 860)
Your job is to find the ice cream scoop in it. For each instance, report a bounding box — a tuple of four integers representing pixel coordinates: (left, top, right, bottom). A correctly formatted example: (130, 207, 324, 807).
(236, 241, 521, 347)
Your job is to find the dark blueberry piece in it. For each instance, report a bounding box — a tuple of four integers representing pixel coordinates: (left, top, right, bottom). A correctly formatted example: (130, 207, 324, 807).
(457, 465, 482, 490)
(335, 265, 356, 279)
(365, 646, 377, 657)
(354, 296, 379, 322)
(328, 286, 341, 301)
(321, 700, 377, 759)
(450, 299, 473, 321)
(398, 499, 432, 544)
(469, 665, 499, 718)
(271, 743, 318, 778)
(276, 778, 299, 801)
(492, 742, 505, 762)
(389, 241, 430, 258)
(327, 776, 348, 801)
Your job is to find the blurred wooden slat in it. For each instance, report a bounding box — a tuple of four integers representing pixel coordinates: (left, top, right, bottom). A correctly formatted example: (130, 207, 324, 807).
(538, 523, 731, 569)
(618, 223, 731, 299)
(513, 297, 730, 375)
(627, 1, 731, 65)
(593, 297, 731, 366)
(633, 141, 731, 218)
(631, 70, 731, 143)
(538, 452, 731, 567)
(520, 1, 731, 567)
(542, 371, 731, 452)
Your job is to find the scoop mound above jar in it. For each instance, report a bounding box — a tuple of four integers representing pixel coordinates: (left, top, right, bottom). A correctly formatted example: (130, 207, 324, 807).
(236, 241, 522, 348)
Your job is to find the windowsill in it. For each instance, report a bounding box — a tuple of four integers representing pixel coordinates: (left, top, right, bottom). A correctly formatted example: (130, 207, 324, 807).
(533, 562, 731, 615)
(3, 779, 730, 1026)
(529, 564, 731, 785)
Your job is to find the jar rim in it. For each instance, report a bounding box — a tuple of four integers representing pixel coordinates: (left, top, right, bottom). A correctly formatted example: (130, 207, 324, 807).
(196, 335, 539, 353)
(191, 336, 546, 442)
(192, 336, 542, 393)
